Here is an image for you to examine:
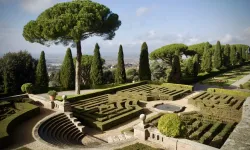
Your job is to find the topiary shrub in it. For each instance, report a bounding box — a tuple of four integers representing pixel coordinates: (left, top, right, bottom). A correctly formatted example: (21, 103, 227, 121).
(48, 90, 57, 97)
(21, 83, 33, 94)
(157, 113, 186, 137)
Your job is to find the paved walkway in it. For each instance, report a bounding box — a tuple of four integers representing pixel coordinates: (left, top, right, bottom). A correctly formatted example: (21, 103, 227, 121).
(38, 89, 101, 99)
(231, 73, 250, 87)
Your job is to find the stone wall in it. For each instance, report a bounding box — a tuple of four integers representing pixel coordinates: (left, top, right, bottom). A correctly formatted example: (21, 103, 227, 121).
(147, 127, 218, 150)
(221, 97, 250, 150)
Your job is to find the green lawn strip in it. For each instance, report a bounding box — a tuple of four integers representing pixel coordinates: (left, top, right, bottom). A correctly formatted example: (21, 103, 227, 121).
(115, 142, 161, 150)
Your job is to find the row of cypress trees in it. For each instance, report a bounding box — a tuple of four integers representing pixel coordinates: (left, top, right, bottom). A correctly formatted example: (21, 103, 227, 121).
(58, 41, 151, 89)
(201, 41, 249, 73)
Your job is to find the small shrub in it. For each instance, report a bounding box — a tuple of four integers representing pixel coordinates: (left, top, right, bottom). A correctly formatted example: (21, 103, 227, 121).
(21, 83, 33, 93)
(157, 113, 186, 137)
(47, 90, 57, 97)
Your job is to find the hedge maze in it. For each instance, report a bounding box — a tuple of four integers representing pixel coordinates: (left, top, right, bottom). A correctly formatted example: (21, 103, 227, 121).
(181, 112, 236, 148)
(71, 84, 192, 131)
(188, 91, 245, 122)
(0, 101, 16, 121)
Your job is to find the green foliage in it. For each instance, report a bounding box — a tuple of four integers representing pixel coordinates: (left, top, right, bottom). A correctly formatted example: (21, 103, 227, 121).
(186, 58, 194, 76)
(23, 0, 121, 94)
(201, 47, 212, 73)
(150, 61, 167, 81)
(161, 83, 193, 91)
(73, 55, 105, 86)
(150, 43, 188, 66)
(90, 43, 104, 86)
(2, 51, 37, 94)
(207, 88, 250, 98)
(49, 71, 61, 87)
(23, 0, 121, 45)
(213, 41, 222, 69)
(223, 44, 230, 67)
(193, 54, 199, 77)
(115, 45, 126, 84)
(47, 90, 57, 97)
(35, 51, 49, 90)
(230, 45, 237, 66)
(157, 113, 186, 137)
(188, 42, 212, 56)
(60, 48, 75, 90)
(21, 83, 33, 93)
(169, 55, 181, 83)
(103, 69, 114, 84)
(139, 42, 151, 81)
(126, 68, 138, 82)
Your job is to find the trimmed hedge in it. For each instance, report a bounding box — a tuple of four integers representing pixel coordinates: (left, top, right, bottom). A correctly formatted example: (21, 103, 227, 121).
(0, 102, 40, 149)
(161, 83, 194, 91)
(207, 88, 250, 98)
(67, 81, 148, 103)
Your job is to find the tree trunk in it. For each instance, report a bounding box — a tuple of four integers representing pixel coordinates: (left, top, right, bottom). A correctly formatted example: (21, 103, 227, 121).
(75, 41, 82, 94)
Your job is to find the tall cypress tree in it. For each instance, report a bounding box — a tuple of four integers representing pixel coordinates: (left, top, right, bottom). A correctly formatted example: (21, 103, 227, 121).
(237, 46, 243, 64)
(139, 42, 151, 81)
(193, 54, 199, 77)
(230, 45, 237, 66)
(201, 47, 212, 73)
(241, 47, 246, 62)
(90, 43, 103, 86)
(115, 45, 126, 84)
(36, 51, 48, 89)
(223, 44, 230, 67)
(213, 41, 222, 69)
(60, 48, 75, 90)
(169, 54, 181, 83)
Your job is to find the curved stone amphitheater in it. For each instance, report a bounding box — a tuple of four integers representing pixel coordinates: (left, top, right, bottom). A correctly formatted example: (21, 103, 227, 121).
(33, 112, 85, 148)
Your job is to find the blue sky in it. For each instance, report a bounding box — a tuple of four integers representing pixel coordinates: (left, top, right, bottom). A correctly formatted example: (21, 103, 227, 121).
(0, 0, 250, 58)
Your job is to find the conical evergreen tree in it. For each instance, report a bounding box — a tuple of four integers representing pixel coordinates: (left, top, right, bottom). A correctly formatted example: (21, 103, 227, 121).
(60, 48, 75, 90)
(90, 43, 103, 86)
(213, 41, 222, 69)
(193, 54, 199, 77)
(115, 45, 126, 84)
(169, 54, 181, 83)
(223, 44, 230, 67)
(242, 47, 246, 62)
(237, 46, 243, 64)
(36, 51, 48, 89)
(230, 45, 237, 66)
(201, 47, 212, 73)
(139, 42, 151, 81)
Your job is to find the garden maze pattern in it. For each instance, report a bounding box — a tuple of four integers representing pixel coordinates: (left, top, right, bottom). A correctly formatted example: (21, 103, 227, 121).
(71, 84, 191, 130)
(188, 92, 245, 122)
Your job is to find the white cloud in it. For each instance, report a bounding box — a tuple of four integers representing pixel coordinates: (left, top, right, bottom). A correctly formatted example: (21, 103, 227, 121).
(136, 7, 150, 17)
(220, 34, 233, 43)
(20, 0, 60, 14)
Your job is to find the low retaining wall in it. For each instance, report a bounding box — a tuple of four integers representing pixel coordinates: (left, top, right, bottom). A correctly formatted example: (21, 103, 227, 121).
(221, 97, 250, 150)
(147, 127, 218, 150)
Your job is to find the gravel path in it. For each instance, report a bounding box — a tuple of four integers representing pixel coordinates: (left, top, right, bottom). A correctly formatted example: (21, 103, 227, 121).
(231, 73, 250, 87)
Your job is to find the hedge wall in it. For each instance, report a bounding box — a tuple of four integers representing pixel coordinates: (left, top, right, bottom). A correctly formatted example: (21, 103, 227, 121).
(0, 103, 40, 149)
(207, 88, 250, 98)
(67, 81, 148, 103)
(161, 83, 194, 91)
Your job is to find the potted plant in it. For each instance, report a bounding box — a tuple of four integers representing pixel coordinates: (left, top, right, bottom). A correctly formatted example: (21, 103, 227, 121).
(21, 83, 33, 94)
(48, 90, 57, 101)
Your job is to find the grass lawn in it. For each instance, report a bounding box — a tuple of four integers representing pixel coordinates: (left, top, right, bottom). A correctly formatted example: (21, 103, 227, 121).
(241, 80, 250, 90)
(115, 143, 162, 150)
(200, 65, 250, 86)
